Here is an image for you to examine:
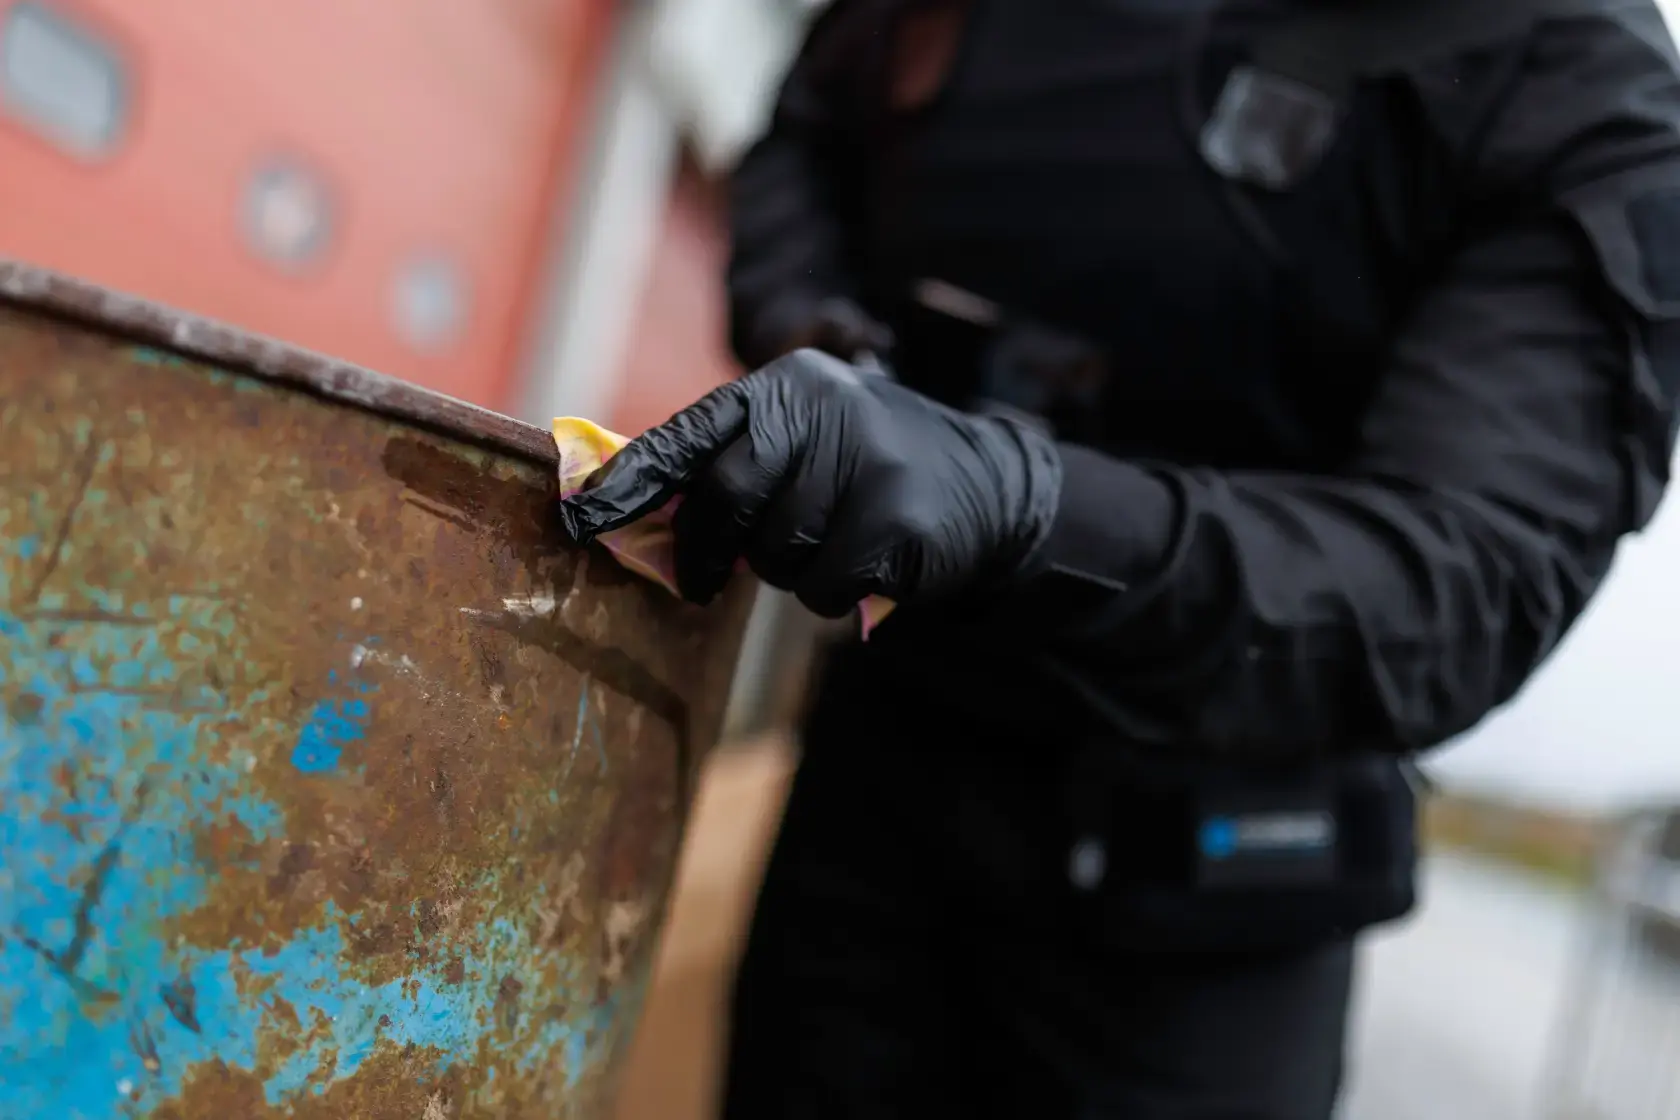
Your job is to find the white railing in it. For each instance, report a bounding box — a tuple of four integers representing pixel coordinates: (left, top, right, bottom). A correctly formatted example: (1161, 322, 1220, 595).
(1543, 808, 1680, 1120)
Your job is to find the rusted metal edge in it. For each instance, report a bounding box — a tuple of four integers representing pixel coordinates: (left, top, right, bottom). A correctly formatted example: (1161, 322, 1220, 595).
(0, 258, 560, 466)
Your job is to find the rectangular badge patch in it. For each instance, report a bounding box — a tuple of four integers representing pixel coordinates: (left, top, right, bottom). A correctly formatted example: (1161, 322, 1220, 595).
(1195, 783, 1340, 890)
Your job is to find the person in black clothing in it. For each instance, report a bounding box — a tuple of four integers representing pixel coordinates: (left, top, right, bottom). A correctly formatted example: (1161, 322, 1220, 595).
(559, 0, 1680, 1115)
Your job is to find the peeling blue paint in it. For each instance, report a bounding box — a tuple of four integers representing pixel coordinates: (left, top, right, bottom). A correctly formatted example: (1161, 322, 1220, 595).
(114, 910, 614, 1108)
(562, 680, 608, 782)
(289, 697, 371, 774)
(1, 528, 624, 1116)
(127, 347, 191, 369)
(0, 575, 288, 1118)
(125, 348, 262, 396)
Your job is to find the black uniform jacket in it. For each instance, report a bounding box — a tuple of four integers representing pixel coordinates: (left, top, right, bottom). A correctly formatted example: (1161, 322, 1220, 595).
(726, 0, 1680, 941)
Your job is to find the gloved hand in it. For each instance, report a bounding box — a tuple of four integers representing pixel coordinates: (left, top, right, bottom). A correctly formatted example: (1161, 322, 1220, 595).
(556, 349, 1064, 618)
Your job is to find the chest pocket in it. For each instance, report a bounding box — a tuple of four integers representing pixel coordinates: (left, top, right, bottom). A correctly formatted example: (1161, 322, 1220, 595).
(1197, 0, 1652, 194)
(1189, 0, 1662, 468)
(1199, 64, 1339, 192)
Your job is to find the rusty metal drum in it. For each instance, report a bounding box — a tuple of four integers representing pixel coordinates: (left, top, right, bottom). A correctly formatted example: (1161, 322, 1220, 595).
(0, 264, 753, 1119)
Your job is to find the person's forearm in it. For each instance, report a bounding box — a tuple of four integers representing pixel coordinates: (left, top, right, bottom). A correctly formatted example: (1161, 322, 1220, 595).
(1001, 445, 1618, 761)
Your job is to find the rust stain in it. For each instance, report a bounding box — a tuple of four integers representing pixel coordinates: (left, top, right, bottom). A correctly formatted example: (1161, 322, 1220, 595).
(152, 1048, 463, 1120)
(0, 259, 557, 464)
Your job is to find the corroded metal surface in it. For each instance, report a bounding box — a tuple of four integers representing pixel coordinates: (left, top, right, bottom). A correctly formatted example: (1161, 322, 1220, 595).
(0, 260, 554, 463)
(0, 265, 752, 1119)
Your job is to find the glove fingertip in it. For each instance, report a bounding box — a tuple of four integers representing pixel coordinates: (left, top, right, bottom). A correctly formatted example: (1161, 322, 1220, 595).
(558, 480, 653, 544)
(555, 496, 606, 546)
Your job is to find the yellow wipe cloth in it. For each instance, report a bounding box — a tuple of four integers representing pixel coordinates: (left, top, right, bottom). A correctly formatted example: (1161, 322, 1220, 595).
(554, 418, 897, 637)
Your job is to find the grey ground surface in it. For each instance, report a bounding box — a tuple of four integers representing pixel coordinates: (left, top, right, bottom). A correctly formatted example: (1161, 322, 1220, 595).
(1343, 852, 1680, 1120)
(1345, 852, 1581, 1118)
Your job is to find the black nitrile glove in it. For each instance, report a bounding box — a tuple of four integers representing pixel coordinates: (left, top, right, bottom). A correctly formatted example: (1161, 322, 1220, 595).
(556, 348, 1064, 618)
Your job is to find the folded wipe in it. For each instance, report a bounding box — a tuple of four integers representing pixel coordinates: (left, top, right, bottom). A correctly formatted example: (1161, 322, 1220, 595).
(553, 417, 897, 637)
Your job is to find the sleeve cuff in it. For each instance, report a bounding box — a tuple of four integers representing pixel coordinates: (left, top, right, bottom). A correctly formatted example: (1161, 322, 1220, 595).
(1037, 444, 1178, 585)
(987, 443, 1182, 640)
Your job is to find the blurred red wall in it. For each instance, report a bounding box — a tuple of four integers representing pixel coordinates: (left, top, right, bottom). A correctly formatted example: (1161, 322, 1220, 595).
(0, 0, 612, 410)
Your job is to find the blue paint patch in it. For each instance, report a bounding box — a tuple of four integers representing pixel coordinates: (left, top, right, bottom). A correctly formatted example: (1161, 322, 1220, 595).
(127, 347, 191, 369)
(562, 681, 608, 782)
(289, 697, 371, 774)
(203, 367, 269, 395)
(152, 912, 584, 1103)
(16, 534, 40, 561)
(128, 348, 262, 396)
(0, 561, 286, 1118)
(1, 530, 625, 1117)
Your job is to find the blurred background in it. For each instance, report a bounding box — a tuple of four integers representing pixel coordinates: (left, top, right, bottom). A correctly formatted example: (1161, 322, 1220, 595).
(0, 0, 1676, 1115)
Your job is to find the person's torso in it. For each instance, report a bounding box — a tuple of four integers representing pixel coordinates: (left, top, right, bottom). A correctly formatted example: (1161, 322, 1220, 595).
(825, 0, 1489, 745)
(794, 0, 1518, 945)
(858, 0, 1460, 469)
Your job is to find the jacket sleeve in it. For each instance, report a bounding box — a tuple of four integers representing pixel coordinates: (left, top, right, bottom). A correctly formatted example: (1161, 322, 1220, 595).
(726, 0, 883, 369)
(1010, 10, 1680, 761)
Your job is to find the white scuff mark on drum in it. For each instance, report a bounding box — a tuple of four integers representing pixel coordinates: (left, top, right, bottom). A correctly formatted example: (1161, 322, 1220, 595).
(600, 897, 654, 985)
(501, 594, 558, 619)
(349, 642, 489, 709)
(559, 554, 588, 626)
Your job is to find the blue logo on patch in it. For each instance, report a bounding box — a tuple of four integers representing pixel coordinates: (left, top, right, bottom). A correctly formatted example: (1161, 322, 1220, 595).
(1199, 817, 1239, 861)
